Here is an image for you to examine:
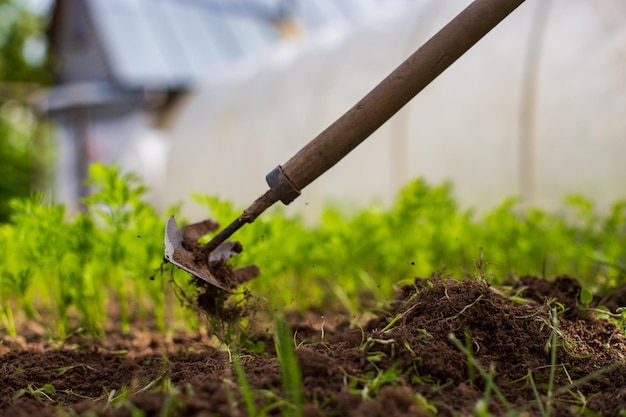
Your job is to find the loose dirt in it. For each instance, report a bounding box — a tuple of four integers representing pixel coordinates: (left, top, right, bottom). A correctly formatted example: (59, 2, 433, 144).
(169, 218, 261, 293)
(1, 273, 625, 416)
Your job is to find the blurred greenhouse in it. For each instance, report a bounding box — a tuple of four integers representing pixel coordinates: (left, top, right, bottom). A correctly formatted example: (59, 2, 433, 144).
(38, 0, 626, 218)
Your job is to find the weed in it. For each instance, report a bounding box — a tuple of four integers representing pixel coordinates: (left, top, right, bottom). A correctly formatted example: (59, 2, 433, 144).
(13, 383, 57, 403)
(361, 365, 402, 400)
(102, 386, 133, 408)
(473, 247, 492, 283)
(546, 307, 559, 415)
(342, 363, 403, 401)
(230, 354, 296, 417)
(449, 332, 512, 413)
(158, 379, 185, 417)
(233, 354, 258, 417)
(413, 392, 438, 415)
(55, 364, 96, 376)
(274, 316, 304, 417)
(578, 287, 594, 309)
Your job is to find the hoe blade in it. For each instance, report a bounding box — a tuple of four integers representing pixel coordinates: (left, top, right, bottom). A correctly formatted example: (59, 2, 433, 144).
(164, 215, 244, 292)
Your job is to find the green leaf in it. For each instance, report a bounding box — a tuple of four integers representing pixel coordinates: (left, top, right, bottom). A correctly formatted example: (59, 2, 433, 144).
(579, 288, 593, 306)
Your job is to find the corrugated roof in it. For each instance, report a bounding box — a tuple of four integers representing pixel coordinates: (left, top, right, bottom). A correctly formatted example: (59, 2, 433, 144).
(84, 0, 280, 88)
(49, 0, 395, 91)
(79, 0, 385, 89)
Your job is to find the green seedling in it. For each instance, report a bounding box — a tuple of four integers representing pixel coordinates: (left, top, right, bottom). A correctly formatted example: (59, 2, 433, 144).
(542, 303, 591, 360)
(414, 392, 438, 416)
(381, 313, 402, 332)
(527, 371, 548, 417)
(408, 362, 434, 385)
(0, 300, 16, 338)
(506, 311, 624, 417)
(473, 247, 493, 283)
(157, 378, 185, 417)
(463, 329, 477, 388)
(360, 336, 397, 359)
(449, 333, 512, 413)
(341, 364, 403, 401)
(233, 354, 258, 417)
(274, 317, 304, 417)
(557, 364, 598, 415)
(361, 365, 401, 400)
(546, 307, 559, 415)
(231, 354, 294, 417)
(2, 164, 626, 339)
(472, 363, 499, 417)
(579, 287, 594, 308)
(527, 305, 569, 417)
(551, 361, 624, 414)
(55, 364, 96, 376)
(102, 386, 133, 408)
(615, 307, 626, 331)
(13, 383, 57, 403)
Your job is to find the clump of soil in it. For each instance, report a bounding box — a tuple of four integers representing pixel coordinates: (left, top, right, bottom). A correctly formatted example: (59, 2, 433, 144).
(193, 261, 260, 320)
(168, 217, 260, 319)
(1, 273, 626, 417)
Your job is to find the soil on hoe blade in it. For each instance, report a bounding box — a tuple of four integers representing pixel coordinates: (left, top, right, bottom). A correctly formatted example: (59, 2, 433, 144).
(2, 273, 626, 417)
(166, 217, 261, 297)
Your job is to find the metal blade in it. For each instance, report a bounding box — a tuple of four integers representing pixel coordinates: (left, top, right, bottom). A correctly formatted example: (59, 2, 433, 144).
(164, 215, 234, 291)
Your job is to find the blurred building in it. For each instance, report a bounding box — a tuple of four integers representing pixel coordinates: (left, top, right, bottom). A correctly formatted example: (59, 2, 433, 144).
(40, 0, 388, 212)
(40, 0, 626, 218)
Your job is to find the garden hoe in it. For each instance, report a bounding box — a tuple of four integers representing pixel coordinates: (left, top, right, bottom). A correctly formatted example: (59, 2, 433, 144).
(164, 0, 526, 291)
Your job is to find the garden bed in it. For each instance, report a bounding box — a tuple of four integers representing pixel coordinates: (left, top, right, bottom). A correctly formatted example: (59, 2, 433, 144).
(2, 273, 626, 416)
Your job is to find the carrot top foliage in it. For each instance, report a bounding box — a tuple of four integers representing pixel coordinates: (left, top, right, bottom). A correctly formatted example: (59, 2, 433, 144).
(0, 164, 624, 338)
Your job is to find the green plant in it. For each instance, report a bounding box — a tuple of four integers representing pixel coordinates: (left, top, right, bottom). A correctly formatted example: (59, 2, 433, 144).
(449, 332, 513, 414)
(12, 383, 57, 403)
(544, 307, 560, 416)
(360, 364, 402, 401)
(233, 354, 259, 417)
(84, 163, 150, 331)
(2, 165, 626, 340)
(193, 179, 626, 315)
(6, 195, 87, 337)
(0, 0, 51, 223)
(274, 316, 304, 417)
(0, 163, 196, 337)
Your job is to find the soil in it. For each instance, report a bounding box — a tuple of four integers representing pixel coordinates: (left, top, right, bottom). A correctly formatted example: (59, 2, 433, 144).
(2, 273, 626, 417)
(168, 218, 260, 292)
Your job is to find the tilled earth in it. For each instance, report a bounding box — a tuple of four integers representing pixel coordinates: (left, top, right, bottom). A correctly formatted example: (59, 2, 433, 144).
(2, 274, 626, 416)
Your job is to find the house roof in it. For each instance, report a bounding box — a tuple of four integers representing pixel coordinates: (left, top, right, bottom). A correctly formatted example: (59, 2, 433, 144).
(83, 0, 278, 88)
(49, 0, 382, 89)
(42, 0, 388, 111)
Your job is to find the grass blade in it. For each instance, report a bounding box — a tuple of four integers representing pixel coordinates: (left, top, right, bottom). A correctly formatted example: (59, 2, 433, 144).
(274, 316, 304, 417)
(233, 354, 258, 417)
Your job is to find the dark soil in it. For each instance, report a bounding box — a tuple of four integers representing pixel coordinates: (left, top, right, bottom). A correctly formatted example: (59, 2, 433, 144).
(169, 217, 261, 293)
(2, 273, 626, 416)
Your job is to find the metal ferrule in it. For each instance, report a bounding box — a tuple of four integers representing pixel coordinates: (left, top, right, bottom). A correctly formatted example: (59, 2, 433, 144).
(265, 165, 301, 205)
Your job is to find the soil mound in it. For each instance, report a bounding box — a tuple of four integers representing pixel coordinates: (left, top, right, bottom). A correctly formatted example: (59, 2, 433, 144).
(1, 274, 625, 416)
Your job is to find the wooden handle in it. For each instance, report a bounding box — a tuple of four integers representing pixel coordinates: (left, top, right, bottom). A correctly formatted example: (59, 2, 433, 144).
(279, 0, 525, 192)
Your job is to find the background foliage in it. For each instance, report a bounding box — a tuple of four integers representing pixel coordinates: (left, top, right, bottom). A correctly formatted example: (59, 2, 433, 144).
(0, 0, 51, 222)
